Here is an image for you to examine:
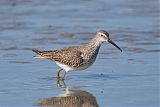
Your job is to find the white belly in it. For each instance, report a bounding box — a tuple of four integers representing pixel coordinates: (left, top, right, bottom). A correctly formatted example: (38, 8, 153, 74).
(55, 61, 74, 72)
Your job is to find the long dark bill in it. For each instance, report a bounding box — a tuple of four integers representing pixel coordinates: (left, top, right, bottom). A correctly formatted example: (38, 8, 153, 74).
(108, 39, 122, 52)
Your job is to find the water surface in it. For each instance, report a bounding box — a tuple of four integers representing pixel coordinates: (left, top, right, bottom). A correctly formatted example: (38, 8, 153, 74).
(0, 0, 159, 107)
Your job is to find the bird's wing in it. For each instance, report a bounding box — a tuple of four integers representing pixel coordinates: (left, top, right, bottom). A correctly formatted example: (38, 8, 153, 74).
(32, 47, 85, 68)
(52, 48, 85, 68)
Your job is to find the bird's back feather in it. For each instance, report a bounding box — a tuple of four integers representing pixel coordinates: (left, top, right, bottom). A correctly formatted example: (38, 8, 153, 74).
(32, 47, 85, 69)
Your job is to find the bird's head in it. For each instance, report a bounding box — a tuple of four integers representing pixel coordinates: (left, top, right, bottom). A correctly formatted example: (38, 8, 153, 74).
(96, 30, 122, 52)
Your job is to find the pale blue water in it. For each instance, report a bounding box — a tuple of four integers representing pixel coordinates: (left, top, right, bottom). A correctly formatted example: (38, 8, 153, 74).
(0, 0, 159, 107)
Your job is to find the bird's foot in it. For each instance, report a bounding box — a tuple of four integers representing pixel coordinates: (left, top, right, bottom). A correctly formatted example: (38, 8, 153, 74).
(56, 77, 66, 87)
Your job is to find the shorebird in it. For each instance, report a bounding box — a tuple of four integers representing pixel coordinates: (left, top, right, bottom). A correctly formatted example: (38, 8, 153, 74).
(32, 30, 122, 80)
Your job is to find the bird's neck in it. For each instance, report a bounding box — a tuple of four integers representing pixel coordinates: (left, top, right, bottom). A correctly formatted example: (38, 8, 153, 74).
(89, 36, 102, 47)
(88, 38, 102, 50)
(83, 37, 102, 58)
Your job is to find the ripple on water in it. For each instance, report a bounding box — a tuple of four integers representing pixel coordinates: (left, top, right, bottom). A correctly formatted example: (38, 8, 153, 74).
(0, 0, 159, 107)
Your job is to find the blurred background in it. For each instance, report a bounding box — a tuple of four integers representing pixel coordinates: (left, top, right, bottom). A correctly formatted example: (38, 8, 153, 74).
(0, 0, 159, 107)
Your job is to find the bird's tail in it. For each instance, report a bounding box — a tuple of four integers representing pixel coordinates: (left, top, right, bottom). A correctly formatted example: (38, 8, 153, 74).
(32, 49, 49, 59)
(32, 49, 41, 54)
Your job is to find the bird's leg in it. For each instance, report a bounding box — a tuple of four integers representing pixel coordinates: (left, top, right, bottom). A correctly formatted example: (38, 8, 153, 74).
(56, 79, 66, 87)
(60, 71, 67, 80)
(56, 68, 63, 78)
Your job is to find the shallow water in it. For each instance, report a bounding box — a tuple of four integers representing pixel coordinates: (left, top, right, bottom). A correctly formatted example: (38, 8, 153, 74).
(0, 0, 159, 107)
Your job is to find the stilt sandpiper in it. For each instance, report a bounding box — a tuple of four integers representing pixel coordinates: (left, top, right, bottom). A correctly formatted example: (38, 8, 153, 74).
(32, 30, 122, 80)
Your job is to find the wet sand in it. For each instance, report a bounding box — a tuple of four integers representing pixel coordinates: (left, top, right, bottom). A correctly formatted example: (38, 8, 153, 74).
(0, 0, 159, 107)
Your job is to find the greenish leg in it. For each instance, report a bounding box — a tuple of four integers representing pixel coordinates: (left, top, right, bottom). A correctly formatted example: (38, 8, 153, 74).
(56, 68, 63, 78)
(56, 78, 66, 87)
(60, 71, 67, 80)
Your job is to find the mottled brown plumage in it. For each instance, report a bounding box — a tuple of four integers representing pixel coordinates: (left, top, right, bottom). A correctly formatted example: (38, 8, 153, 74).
(33, 46, 85, 69)
(32, 30, 122, 79)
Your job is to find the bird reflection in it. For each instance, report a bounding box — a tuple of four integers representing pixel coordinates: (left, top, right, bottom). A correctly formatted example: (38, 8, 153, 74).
(37, 80, 99, 107)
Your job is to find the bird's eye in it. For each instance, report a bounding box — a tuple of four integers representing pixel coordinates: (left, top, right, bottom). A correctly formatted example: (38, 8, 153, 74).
(101, 35, 103, 37)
